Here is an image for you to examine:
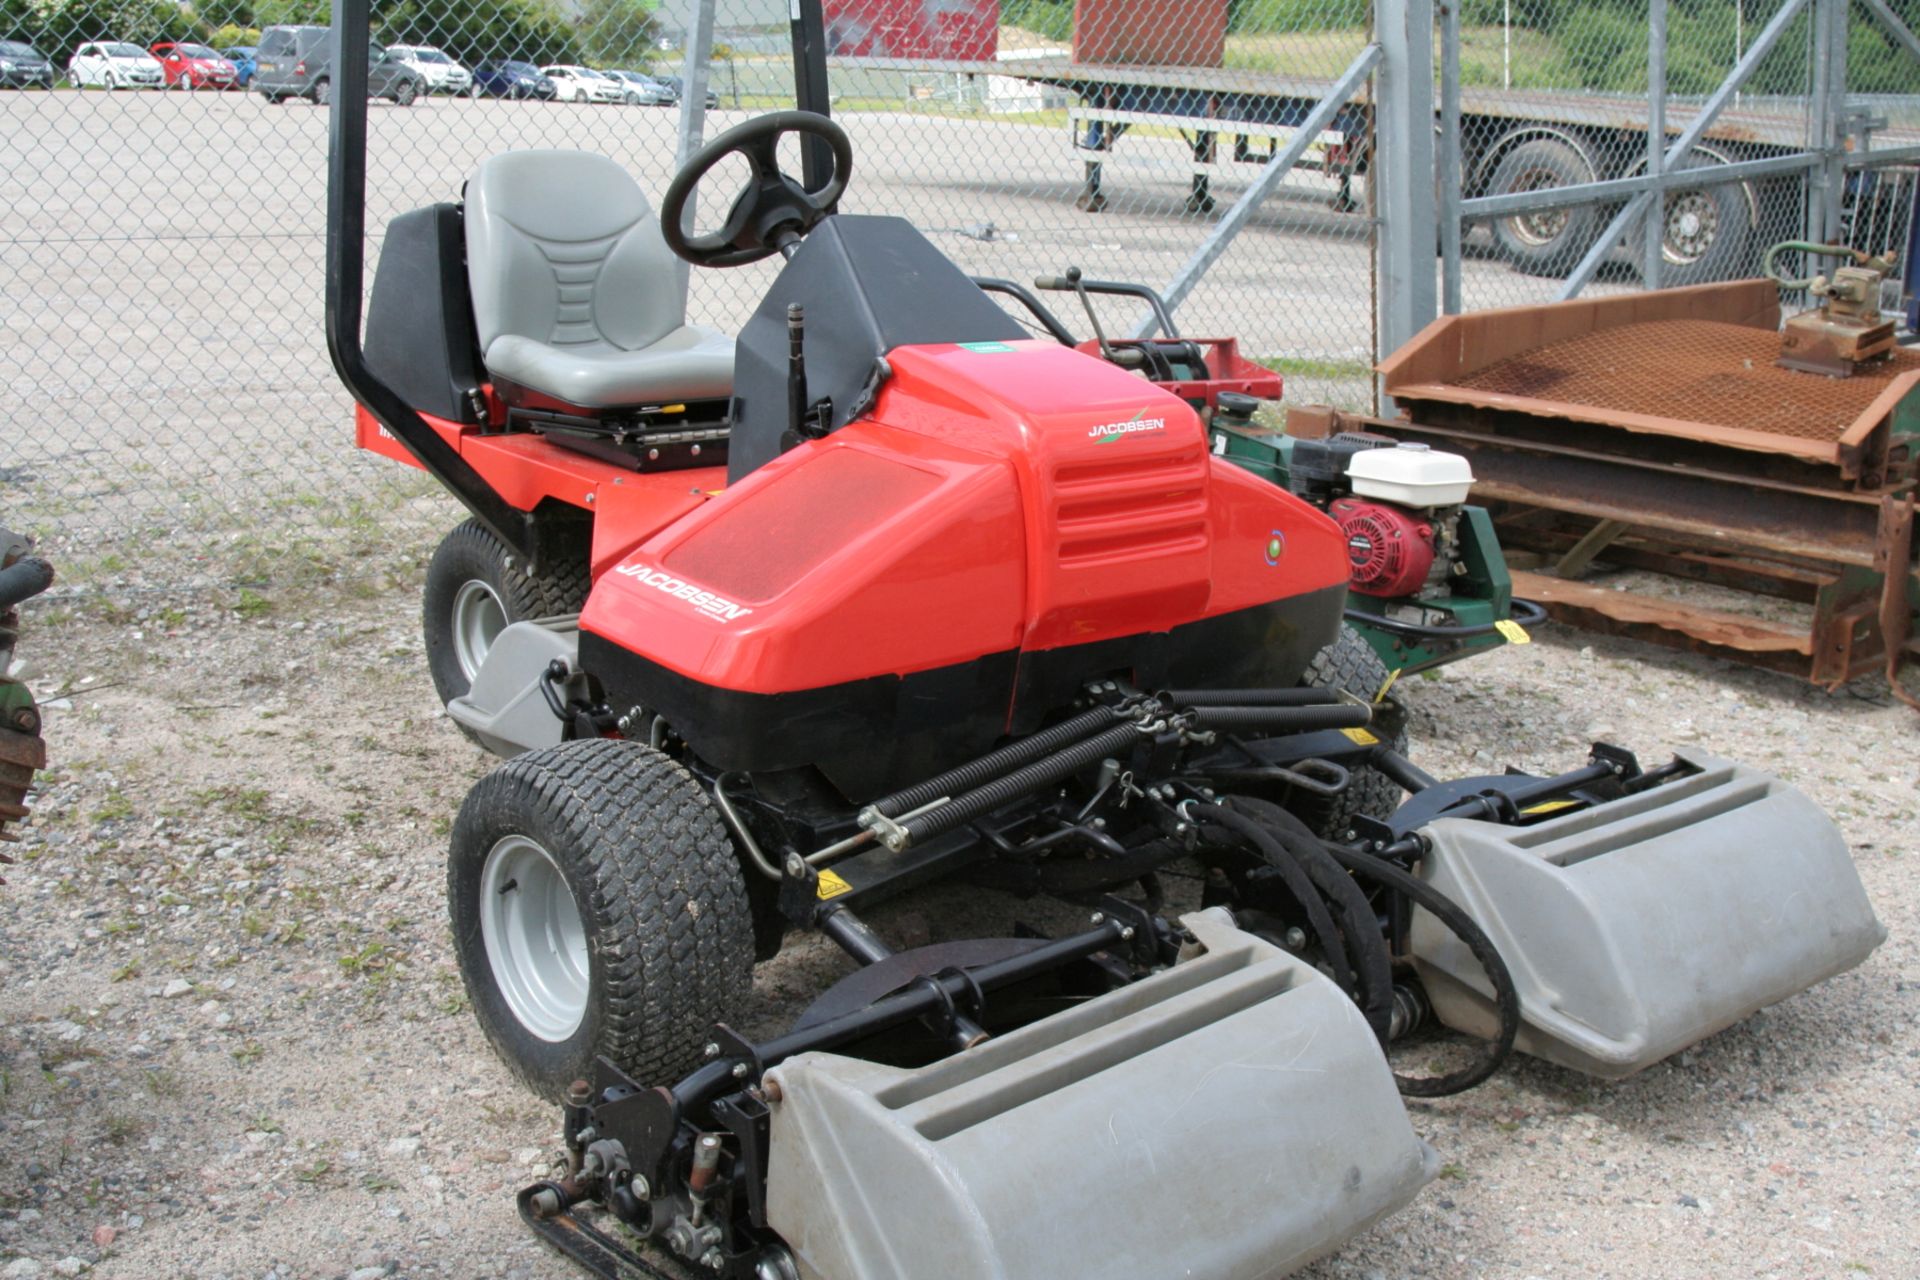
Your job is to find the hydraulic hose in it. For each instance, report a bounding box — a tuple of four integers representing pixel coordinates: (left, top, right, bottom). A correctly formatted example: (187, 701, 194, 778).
(895, 721, 1144, 847)
(1164, 687, 1341, 707)
(1195, 805, 1358, 1005)
(1763, 238, 1861, 289)
(1191, 703, 1371, 733)
(1225, 796, 1395, 1044)
(869, 704, 1126, 819)
(1238, 798, 1518, 1095)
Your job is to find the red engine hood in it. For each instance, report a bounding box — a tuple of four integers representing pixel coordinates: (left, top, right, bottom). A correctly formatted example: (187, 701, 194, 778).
(582, 341, 1345, 696)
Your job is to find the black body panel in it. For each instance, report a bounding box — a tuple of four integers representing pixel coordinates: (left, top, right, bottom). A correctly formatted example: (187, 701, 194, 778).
(364, 203, 483, 424)
(726, 215, 1027, 483)
(580, 583, 1346, 801)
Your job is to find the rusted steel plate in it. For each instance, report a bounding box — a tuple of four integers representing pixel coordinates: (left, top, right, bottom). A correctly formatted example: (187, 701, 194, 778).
(1511, 570, 1813, 655)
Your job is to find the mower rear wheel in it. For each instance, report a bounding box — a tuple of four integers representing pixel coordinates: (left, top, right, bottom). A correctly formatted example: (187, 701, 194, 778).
(1298, 624, 1409, 839)
(449, 739, 755, 1100)
(422, 518, 590, 722)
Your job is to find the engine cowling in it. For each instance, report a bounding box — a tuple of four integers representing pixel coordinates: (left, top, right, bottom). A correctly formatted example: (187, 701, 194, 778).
(1330, 498, 1434, 597)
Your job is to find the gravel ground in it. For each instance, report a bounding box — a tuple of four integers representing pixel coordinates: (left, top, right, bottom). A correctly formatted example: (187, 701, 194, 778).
(0, 519, 1914, 1280)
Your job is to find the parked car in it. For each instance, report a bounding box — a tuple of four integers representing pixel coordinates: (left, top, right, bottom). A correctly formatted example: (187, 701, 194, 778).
(222, 46, 257, 88)
(541, 64, 624, 104)
(471, 60, 555, 100)
(386, 44, 471, 95)
(253, 27, 423, 105)
(150, 41, 238, 90)
(656, 73, 719, 109)
(0, 41, 55, 88)
(603, 69, 673, 105)
(67, 41, 164, 90)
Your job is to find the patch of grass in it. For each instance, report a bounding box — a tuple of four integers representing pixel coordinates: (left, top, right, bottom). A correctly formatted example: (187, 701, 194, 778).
(93, 789, 135, 824)
(144, 1069, 184, 1099)
(231, 1041, 264, 1066)
(109, 962, 140, 984)
(1436, 1162, 1468, 1181)
(1253, 354, 1374, 381)
(233, 588, 272, 618)
(103, 1112, 146, 1144)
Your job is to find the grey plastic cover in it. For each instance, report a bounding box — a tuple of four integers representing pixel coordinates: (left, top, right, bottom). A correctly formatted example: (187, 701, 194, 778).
(763, 908, 1436, 1280)
(445, 620, 577, 758)
(464, 150, 733, 407)
(1412, 750, 1885, 1079)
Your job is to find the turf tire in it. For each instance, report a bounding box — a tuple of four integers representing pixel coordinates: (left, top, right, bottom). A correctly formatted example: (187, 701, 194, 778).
(422, 518, 590, 723)
(1297, 624, 1410, 839)
(449, 739, 755, 1101)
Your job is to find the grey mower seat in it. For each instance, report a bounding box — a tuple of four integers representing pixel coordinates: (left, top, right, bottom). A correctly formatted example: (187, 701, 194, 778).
(465, 150, 733, 409)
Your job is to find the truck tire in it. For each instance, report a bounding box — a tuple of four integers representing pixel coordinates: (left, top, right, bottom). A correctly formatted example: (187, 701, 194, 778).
(1488, 138, 1600, 277)
(1631, 148, 1756, 286)
(449, 740, 755, 1100)
(422, 518, 590, 716)
(1298, 624, 1409, 839)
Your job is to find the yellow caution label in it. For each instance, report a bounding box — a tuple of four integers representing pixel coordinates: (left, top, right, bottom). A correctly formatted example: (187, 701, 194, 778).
(1520, 798, 1580, 817)
(815, 869, 853, 900)
(1374, 668, 1402, 702)
(1341, 727, 1380, 746)
(1495, 619, 1532, 644)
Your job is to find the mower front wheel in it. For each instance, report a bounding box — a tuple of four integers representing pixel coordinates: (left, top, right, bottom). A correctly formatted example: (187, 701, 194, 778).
(1299, 624, 1409, 838)
(449, 739, 756, 1100)
(422, 518, 589, 721)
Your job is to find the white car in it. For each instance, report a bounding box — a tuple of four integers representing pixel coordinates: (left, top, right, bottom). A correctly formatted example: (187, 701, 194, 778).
(541, 65, 624, 104)
(68, 41, 164, 90)
(386, 44, 471, 95)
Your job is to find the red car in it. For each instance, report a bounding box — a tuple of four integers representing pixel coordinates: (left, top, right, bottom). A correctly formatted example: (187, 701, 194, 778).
(149, 42, 238, 90)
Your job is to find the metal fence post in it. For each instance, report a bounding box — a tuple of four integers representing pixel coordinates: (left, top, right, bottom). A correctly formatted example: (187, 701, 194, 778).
(1439, 1, 1463, 315)
(1808, 0, 1849, 247)
(1643, 0, 1667, 289)
(671, 0, 719, 308)
(1376, 0, 1438, 363)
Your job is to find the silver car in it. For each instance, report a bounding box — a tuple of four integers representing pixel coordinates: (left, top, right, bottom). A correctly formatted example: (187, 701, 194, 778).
(603, 69, 674, 106)
(386, 44, 472, 95)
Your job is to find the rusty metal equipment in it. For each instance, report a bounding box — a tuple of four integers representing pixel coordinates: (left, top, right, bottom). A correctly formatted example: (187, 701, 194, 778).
(1767, 241, 1900, 377)
(1297, 279, 1919, 702)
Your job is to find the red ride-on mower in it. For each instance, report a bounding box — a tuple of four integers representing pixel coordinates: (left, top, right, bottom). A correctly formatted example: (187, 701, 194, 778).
(324, 11, 1884, 1278)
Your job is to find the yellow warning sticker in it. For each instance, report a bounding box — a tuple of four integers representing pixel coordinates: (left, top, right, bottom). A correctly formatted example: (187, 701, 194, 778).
(1341, 727, 1380, 746)
(1374, 668, 1402, 703)
(815, 869, 853, 900)
(1495, 619, 1532, 644)
(1520, 799, 1580, 817)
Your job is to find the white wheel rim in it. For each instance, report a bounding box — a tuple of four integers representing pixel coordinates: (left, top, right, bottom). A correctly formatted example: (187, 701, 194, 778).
(480, 834, 589, 1041)
(451, 578, 506, 683)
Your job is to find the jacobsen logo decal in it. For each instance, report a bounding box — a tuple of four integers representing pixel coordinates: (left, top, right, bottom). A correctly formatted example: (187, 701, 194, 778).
(1091, 408, 1167, 444)
(613, 564, 753, 623)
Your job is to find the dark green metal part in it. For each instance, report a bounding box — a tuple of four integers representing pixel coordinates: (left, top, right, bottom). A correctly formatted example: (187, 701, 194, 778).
(1212, 420, 1517, 675)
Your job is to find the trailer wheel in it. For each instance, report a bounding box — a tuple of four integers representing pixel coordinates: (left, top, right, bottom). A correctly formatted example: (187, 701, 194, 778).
(1298, 625, 1409, 839)
(1488, 138, 1600, 277)
(422, 518, 590, 719)
(1629, 148, 1756, 286)
(449, 739, 755, 1100)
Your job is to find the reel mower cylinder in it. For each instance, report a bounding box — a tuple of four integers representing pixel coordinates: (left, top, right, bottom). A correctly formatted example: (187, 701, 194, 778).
(759, 909, 1436, 1280)
(1410, 751, 1885, 1079)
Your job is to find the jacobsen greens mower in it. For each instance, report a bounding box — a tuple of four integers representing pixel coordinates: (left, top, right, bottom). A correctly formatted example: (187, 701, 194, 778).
(325, 10, 1883, 1277)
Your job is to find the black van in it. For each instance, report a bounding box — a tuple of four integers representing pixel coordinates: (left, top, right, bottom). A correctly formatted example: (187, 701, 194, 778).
(254, 26, 424, 105)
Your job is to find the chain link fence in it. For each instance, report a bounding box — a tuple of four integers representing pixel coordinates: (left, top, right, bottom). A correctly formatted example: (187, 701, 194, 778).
(3, 0, 1916, 591)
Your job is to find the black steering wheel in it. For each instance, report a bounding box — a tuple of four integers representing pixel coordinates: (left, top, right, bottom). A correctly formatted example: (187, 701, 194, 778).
(660, 111, 853, 268)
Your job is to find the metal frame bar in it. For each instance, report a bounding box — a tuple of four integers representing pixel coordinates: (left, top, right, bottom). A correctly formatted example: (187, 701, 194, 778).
(1133, 43, 1380, 336)
(671, 0, 719, 309)
(1376, 0, 1437, 356)
(322, 0, 534, 565)
(791, 0, 835, 190)
(1643, 0, 1668, 289)
(1863, 0, 1920, 63)
(1439, 2, 1464, 314)
(1553, 0, 1813, 300)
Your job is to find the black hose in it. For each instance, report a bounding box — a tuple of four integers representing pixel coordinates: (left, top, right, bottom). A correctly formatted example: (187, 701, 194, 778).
(1033, 838, 1179, 895)
(1229, 798, 1518, 1095)
(897, 722, 1142, 846)
(1342, 597, 1548, 641)
(1194, 806, 1357, 1000)
(1191, 703, 1371, 733)
(1225, 796, 1395, 1045)
(870, 704, 1124, 819)
(0, 557, 54, 611)
(1165, 688, 1341, 707)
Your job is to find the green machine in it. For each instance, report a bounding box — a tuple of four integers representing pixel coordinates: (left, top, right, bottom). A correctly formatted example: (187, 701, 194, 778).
(1210, 401, 1542, 677)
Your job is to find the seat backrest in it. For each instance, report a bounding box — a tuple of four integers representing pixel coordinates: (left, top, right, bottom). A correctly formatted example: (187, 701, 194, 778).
(465, 150, 683, 356)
